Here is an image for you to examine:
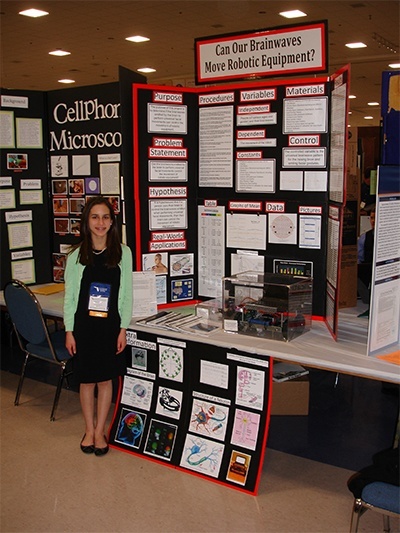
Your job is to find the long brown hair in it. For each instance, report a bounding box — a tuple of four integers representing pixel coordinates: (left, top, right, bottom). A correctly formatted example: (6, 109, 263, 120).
(71, 196, 122, 267)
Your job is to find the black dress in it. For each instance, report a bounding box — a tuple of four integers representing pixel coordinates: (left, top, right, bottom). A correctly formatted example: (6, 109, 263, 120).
(73, 250, 126, 383)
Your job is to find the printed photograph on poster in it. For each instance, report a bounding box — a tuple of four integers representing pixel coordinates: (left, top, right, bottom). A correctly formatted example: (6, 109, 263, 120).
(7, 153, 27, 170)
(68, 179, 84, 195)
(189, 399, 229, 441)
(8, 221, 33, 249)
(53, 198, 69, 215)
(149, 199, 187, 230)
(226, 213, 267, 250)
(148, 160, 188, 182)
(70, 218, 80, 234)
(231, 408, 260, 451)
(11, 258, 35, 284)
(115, 408, 146, 449)
(170, 253, 194, 276)
(159, 344, 184, 382)
(171, 278, 193, 301)
(144, 419, 178, 461)
(180, 434, 224, 478)
(52, 253, 66, 283)
(69, 198, 85, 215)
(121, 375, 154, 411)
(52, 179, 67, 195)
(54, 218, 69, 234)
(0, 110, 15, 148)
(131, 347, 147, 370)
(85, 177, 100, 194)
(100, 162, 120, 194)
(72, 154, 90, 176)
(156, 386, 183, 420)
(105, 196, 120, 213)
(16, 117, 43, 149)
(280, 170, 303, 191)
(236, 366, 265, 411)
(85, 195, 98, 204)
(143, 252, 168, 274)
(51, 155, 68, 178)
(226, 450, 251, 486)
(0, 189, 16, 209)
(268, 213, 297, 245)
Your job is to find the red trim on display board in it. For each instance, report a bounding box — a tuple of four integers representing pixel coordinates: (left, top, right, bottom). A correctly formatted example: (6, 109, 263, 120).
(133, 85, 142, 271)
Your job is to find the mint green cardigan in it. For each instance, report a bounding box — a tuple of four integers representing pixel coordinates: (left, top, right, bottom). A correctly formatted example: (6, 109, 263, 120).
(63, 244, 133, 331)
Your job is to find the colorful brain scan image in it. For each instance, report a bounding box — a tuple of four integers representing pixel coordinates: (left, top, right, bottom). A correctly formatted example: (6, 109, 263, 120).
(144, 419, 177, 461)
(116, 408, 146, 448)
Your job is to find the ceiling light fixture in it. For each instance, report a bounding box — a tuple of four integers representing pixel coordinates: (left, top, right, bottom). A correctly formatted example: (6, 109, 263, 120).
(372, 32, 398, 54)
(126, 35, 150, 43)
(19, 8, 49, 18)
(389, 63, 400, 68)
(349, 95, 357, 99)
(364, 116, 374, 119)
(137, 67, 156, 73)
(49, 50, 70, 56)
(368, 102, 379, 106)
(279, 10, 307, 18)
(58, 79, 75, 84)
(346, 42, 367, 49)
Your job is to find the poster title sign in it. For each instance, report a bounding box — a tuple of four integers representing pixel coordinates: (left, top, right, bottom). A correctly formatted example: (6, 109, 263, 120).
(49, 97, 121, 151)
(195, 21, 327, 84)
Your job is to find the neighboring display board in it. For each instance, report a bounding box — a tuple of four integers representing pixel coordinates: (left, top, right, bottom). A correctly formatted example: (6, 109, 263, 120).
(381, 70, 400, 166)
(368, 165, 400, 358)
(109, 328, 272, 495)
(0, 89, 52, 287)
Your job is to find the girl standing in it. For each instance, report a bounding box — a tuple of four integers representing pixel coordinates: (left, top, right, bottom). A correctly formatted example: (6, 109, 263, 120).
(64, 197, 133, 456)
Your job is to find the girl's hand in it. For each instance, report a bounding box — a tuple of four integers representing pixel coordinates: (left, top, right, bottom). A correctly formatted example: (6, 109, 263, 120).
(116, 328, 127, 354)
(65, 331, 76, 356)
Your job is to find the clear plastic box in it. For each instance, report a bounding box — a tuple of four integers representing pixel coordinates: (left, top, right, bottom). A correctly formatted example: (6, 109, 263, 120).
(195, 298, 223, 323)
(222, 271, 313, 341)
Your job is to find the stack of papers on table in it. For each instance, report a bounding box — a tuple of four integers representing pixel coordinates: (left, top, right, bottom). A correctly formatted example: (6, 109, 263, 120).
(32, 284, 65, 295)
(137, 311, 221, 336)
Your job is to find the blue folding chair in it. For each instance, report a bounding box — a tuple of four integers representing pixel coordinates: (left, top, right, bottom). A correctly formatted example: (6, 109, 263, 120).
(350, 481, 400, 532)
(4, 279, 73, 421)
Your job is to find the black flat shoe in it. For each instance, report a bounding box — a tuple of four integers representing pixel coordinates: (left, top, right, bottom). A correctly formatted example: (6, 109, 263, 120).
(80, 434, 95, 454)
(94, 444, 109, 456)
(94, 435, 109, 456)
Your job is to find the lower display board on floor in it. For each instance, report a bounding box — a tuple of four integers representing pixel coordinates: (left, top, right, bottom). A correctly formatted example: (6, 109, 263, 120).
(108, 328, 272, 495)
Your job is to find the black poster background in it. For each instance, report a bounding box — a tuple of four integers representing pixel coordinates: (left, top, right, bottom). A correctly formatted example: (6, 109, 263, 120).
(133, 79, 331, 316)
(109, 328, 272, 495)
